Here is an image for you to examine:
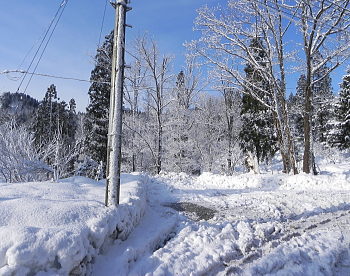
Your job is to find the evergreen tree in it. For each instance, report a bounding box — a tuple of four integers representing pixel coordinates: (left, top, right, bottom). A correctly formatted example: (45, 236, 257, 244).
(289, 74, 307, 157)
(239, 38, 277, 165)
(290, 52, 334, 149)
(33, 84, 77, 146)
(31, 84, 78, 177)
(312, 51, 334, 143)
(67, 99, 78, 146)
(32, 84, 58, 146)
(84, 32, 113, 171)
(334, 70, 350, 149)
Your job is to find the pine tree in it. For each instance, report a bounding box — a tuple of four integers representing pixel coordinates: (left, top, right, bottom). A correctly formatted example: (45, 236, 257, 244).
(32, 84, 58, 146)
(239, 38, 277, 165)
(289, 74, 307, 157)
(312, 51, 334, 143)
(31, 84, 79, 178)
(84, 32, 113, 171)
(291, 53, 334, 150)
(335, 70, 350, 149)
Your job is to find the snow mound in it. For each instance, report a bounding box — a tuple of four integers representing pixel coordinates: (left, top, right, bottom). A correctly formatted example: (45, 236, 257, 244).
(0, 174, 147, 275)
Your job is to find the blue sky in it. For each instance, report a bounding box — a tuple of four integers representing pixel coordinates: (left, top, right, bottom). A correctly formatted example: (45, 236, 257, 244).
(0, 0, 347, 111)
(0, 0, 222, 111)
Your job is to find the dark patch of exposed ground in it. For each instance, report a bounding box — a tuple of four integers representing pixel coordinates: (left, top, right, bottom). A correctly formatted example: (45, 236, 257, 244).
(165, 202, 216, 221)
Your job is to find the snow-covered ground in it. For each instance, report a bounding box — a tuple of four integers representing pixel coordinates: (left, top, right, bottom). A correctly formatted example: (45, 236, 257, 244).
(93, 159, 350, 275)
(0, 174, 147, 275)
(1, 158, 350, 275)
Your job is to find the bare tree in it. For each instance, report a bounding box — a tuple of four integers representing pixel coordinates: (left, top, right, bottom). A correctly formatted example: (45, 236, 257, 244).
(293, 0, 350, 173)
(0, 121, 53, 182)
(135, 36, 173, 174)
(214, 77, 242, 174)
(164, 56, 203, 173)
(188, 0, 298, 173)
(51, 131, 82, 181)
(124, 59, 148, 171)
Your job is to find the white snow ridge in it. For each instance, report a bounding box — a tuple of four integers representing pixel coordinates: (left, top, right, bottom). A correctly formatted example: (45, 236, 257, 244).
(0, 159, 350, 275)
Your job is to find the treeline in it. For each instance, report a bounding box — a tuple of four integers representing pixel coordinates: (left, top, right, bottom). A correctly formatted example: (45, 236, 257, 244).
(85, 31, 349, 177)
(0, 87, 85, 182)
(1, 0, 350, 182)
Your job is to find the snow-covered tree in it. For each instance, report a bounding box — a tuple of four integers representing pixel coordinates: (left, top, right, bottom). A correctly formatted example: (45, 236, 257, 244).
(0, 121, 52, 182)
(289, 75, 307, 154)
(193, 96, 225, 173)
(334, 70, 350, 149)
(239, 38, 277, 168)
(135, 36, 173, 174)
(164, 57, 201, 174)
(294, 0, 350, 173)
(31, 84, 79, 178)
(312, 52, 334, 144)
(123, 58, 148, 172)
(84, 32, 113, 173)
(214, 79, 242, 174)
(290, 54, 334, 160)
(188, 0, 297, 173)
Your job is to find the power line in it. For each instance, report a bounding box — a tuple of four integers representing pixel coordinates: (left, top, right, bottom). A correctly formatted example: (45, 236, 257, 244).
(23, 0, 69, 93)
(1, 70, 296, 91)
(16, 0, 68, 93)
(1, 70, 109, 85)
(98, 0, 109, 48)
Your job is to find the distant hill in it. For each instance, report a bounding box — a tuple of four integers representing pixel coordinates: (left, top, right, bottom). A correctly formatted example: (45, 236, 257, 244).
(0, 92, 39, 124)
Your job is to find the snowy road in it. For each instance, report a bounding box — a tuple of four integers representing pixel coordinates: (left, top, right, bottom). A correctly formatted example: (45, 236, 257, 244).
(91, 165, 350, 276)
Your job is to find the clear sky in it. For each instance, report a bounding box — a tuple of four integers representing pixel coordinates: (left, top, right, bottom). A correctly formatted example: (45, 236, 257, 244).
(0, 0, 222, 111)
(0, 0, 347, 112)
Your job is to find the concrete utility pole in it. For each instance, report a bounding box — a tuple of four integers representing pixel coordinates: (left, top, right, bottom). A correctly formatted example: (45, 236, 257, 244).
(105, 0, 132, 207)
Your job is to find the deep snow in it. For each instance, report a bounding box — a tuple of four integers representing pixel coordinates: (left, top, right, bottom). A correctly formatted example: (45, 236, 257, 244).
(93, 159, 350, 275)
(0, 158, 350, 275)
(0, 174, 147, 275)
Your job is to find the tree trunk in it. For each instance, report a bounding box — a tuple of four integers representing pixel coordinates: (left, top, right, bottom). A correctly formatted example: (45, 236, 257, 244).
(156, 119, 162, 174)
(303, 60, 313, 174)
(302, 71, 317, 175)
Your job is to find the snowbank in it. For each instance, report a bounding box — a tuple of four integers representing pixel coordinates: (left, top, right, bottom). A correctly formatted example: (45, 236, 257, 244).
(135, 159, 350, 275)
(0, 174, 147, 275)
(156, 157, 350, 192)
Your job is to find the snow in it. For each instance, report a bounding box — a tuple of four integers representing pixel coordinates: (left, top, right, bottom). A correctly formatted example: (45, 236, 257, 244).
(1, 157, 350, 275)
(92, 158, 350, 275)
(0, 174, 147, 275)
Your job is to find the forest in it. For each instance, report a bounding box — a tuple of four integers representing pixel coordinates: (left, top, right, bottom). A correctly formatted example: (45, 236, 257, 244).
(0, 0, 350, 183)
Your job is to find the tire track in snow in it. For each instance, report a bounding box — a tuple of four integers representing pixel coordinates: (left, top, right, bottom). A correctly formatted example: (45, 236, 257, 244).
(220, 208, 350, 275)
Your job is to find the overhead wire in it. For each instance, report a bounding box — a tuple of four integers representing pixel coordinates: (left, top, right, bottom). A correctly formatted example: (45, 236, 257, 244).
(0, 70, 296, 91)
(6, 0, 350, 96)
(8, 38, 41, 81)
(98, 0, 109, 48)
(23, 0, 69, 93)
(16, 0, 68, 93)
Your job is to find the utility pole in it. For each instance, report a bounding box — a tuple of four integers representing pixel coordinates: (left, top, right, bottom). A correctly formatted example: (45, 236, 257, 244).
(105, 0, 132, 207)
